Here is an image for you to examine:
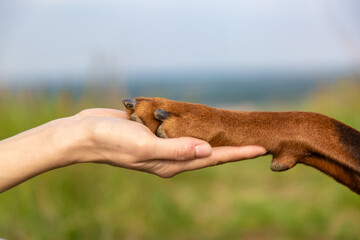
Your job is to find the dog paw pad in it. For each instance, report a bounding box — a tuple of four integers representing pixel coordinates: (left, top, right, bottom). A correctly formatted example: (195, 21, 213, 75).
(130, 113, 143, 124)
(156, 125, 168, 138)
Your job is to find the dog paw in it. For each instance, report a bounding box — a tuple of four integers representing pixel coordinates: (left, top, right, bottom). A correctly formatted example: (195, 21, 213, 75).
(122, 97, 219, 143)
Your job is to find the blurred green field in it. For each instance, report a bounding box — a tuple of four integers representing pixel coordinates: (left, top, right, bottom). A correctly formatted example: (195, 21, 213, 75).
(0, 80, 360, 240)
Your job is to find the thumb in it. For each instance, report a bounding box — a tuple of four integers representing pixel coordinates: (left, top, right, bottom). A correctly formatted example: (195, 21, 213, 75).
(152, 137, 212, 161)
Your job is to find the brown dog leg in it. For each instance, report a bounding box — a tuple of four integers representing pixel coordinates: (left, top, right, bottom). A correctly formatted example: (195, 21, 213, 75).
(123, 97, 360, 195)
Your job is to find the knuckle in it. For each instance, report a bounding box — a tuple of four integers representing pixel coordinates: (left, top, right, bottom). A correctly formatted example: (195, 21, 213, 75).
(134, 139, 153, 159)
(135, 137, 149, 149)
(75, 109, 92, 119)
(173, 144, 194, 161)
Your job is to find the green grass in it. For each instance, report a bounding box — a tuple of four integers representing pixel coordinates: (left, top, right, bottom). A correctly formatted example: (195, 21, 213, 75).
(0, 81, 360, 239)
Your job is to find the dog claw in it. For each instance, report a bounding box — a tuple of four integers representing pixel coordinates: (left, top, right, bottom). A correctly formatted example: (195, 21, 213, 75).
(122, 99, 137, 109)
(154, 109, 169, 121)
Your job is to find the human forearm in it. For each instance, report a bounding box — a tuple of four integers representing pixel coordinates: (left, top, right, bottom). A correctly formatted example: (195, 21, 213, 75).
(0, 118, 84, 193)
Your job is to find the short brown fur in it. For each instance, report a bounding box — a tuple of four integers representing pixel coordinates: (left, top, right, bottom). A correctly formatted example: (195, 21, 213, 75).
(125, 97, 360, 195)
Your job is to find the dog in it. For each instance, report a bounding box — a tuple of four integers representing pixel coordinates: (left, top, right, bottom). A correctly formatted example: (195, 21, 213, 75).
(123, 97, 360, 195)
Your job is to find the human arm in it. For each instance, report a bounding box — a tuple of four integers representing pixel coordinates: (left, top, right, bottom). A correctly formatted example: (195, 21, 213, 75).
(0, 108, 266, 193)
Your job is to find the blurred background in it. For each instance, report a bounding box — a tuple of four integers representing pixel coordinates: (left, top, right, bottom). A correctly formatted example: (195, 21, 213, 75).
(1, 0, 360, 239)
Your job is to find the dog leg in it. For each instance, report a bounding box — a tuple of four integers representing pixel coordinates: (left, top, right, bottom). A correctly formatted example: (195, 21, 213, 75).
(123, 97, 360, 195)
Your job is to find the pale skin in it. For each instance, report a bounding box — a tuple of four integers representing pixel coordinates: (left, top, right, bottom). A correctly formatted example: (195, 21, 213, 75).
(0, 108, 266, 193)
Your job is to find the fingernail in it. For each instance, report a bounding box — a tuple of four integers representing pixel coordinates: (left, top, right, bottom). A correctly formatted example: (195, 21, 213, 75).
(195, 144, 212, 158)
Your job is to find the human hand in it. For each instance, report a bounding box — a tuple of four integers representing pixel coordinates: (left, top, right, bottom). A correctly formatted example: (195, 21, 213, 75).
(73, 108, 267, 177)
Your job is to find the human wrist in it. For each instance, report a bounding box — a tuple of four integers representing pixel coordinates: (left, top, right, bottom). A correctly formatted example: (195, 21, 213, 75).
(51, 116, 95, 166)
(28, 117, 82, 169)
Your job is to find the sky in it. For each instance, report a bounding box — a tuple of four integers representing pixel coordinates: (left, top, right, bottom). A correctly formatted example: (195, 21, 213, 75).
(0, 0, 359, 80)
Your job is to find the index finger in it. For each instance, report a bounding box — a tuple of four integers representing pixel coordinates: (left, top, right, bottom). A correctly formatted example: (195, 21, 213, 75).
(77, 108, 129, 119)
(169, 145, 267, 175)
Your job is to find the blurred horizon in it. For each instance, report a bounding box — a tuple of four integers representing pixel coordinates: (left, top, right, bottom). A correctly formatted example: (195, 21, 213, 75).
(0, 68, 351, 108)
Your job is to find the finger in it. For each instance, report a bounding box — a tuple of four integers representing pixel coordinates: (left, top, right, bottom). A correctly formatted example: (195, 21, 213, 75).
(77, 108, 129, 119)
(170, 145, 267, 174)
(151, 137, 212, 161)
